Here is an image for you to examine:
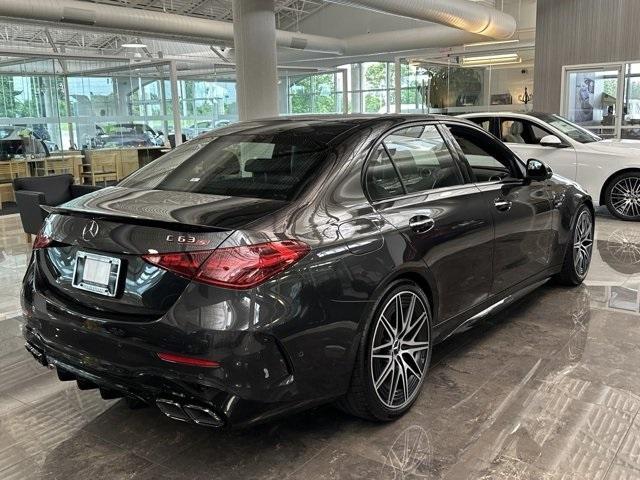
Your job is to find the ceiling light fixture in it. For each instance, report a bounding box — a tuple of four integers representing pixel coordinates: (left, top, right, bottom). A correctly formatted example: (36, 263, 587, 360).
(461, 53, 521, 67)
(122, 43, 147, 48)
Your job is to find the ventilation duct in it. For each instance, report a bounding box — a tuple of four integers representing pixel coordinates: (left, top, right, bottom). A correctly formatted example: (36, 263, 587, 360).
(0, 0, 346, 54)
(325, 0, 517, 39)
(0, 0, 516, 58)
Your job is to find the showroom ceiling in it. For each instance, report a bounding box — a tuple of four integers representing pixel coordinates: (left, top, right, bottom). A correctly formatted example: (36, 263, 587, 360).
(0, 0, 530, 69)
(0, 0, 326, 56)
(84, 0, 326, 29)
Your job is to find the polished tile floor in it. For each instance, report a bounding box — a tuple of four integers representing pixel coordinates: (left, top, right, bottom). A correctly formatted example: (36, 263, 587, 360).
(3, 211, 640, 479)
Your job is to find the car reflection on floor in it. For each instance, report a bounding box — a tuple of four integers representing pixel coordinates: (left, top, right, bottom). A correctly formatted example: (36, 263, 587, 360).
(2, 212, 640, 479)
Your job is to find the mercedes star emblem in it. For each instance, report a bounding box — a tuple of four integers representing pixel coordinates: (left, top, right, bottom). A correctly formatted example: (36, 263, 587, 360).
(82, 220, 100, 241)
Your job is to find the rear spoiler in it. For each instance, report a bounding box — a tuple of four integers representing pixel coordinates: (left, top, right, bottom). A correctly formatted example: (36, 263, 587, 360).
(47, 205, 229, 232)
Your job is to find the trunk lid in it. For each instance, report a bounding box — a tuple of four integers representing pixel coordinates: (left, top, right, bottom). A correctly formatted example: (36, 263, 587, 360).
(35, 187, 287, 320)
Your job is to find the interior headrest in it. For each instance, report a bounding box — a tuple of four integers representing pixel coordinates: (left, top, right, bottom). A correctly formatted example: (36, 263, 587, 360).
(510, 122, 524, 135)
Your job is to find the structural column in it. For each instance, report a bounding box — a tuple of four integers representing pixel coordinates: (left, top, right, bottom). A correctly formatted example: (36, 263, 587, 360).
(232, 0, 278, 121)
(169, 61, 182, 147)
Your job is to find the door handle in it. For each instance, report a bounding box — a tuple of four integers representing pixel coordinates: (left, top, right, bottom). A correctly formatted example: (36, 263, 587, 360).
(494, 198, 512, 212)
(409, 215, 435, 233)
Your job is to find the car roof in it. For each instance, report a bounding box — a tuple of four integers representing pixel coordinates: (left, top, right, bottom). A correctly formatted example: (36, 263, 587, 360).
(460, 112, 544, 118)
(206, 114, 477, 145)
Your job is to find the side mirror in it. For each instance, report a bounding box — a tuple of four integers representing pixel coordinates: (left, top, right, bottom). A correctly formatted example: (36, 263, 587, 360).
(539, 134, 566, 148)
(526, 159, 553, 181)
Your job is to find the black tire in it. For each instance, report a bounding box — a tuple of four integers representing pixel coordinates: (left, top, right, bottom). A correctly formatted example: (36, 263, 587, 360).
(555, 205, 594, 286)
(337, 280, 432, 421)
(605, 171, 640, 221)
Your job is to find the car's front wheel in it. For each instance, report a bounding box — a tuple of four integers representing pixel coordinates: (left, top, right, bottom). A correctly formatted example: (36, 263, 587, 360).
(338, 280, 432, 421)
(555, 205, 594, 285)
(605, 172, 640, 220)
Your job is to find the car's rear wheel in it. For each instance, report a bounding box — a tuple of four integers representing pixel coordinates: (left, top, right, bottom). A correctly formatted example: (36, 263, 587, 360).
(338, 281, 432, 421)
(605, 172, 640, 220)
(555, 206, 593, 285)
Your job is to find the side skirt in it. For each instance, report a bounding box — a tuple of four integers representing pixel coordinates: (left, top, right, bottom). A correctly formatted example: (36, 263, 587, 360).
(433, 267, 559, 344)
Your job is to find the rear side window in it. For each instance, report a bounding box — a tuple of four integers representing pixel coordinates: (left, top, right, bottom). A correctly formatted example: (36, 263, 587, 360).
(365, 124, 463, 201)
(467, 117, 492, 133)
(365, 145, 405, 201)
(384, 125, 462, 193)
(119, 133, 330, 201)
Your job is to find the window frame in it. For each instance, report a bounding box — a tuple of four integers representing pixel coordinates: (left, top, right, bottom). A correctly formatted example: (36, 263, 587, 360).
(362, 121, 466, 204)
(442, 120, 526, 185)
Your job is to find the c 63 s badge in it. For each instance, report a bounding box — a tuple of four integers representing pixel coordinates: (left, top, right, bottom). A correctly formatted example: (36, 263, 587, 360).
(165, 234, 210, 246)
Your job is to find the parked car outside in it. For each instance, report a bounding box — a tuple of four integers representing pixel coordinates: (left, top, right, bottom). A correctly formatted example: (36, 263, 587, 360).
(92, 123, 164, 148)
(0, 126, 49, 160)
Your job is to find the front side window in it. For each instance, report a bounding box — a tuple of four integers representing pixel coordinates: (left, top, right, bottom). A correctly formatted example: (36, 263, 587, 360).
(500, 118, 554, 145)
(501, 120, 527, 143)
(119, 132, 330, 201)
(383, 125, 462, 194)
(447, 124, 518, 183)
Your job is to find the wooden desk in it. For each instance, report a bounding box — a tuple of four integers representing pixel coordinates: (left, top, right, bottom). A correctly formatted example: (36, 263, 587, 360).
(46, 153, 84, 182)
(81, 148, 139, 185)
(0, 160, 29, 206)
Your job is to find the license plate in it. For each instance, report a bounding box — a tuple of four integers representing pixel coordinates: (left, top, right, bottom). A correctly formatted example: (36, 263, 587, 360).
(72, 251, 121, 297)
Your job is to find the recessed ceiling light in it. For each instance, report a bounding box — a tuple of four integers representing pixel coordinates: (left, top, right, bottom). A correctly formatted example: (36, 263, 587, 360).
(122, 43, 147, 48)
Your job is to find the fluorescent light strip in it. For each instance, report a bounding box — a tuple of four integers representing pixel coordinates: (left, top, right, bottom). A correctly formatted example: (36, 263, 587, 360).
(121, 43, 147, 48)
(463, 53, 519, 62)
(463, 59, 523, 67)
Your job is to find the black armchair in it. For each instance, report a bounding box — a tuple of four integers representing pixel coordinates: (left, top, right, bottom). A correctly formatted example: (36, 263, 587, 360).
(13, 174, 102, 240)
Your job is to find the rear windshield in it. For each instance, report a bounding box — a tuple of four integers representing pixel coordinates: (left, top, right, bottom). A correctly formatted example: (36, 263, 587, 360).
(119, 133, 330, 201)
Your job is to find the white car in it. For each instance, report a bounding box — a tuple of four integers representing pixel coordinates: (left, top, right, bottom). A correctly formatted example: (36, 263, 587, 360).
(461, 112, 640, 221)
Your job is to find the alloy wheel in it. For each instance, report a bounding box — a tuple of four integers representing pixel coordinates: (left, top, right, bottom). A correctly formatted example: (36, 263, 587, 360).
(573, 210, 593, 278)
(610, 177, 640, 218)
(370, 291, 430, 410)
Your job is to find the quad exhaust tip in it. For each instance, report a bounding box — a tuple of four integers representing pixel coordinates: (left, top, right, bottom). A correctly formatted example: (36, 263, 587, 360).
(156, 399, 224, 428)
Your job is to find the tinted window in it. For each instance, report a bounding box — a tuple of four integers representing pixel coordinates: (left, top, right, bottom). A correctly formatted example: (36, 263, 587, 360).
(119, 133, 330, 201)
(365, 145, 405, 201)
(383, 125, 462, 193)
(447, 125, 516, 182)
(468, 117, 492, 133)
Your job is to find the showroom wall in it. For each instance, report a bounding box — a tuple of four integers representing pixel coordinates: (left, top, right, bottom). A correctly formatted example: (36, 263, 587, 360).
(535, 0, 640, 112)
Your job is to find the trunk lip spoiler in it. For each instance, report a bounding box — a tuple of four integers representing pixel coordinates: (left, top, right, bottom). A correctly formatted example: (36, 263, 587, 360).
(47, 205, 231, 232)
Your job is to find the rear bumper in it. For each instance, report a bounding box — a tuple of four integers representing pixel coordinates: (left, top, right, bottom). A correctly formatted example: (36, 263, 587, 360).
(21, 284, 315, 428)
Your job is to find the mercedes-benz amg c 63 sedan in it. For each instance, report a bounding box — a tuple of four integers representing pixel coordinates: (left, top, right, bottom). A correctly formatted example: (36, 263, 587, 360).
(21, 115, 594, 428)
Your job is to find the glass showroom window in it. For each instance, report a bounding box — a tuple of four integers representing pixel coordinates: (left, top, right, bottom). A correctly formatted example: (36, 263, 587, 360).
(177, 79, 238, 139)
(398, 49, 535, 115)
(0, 59, 66, 153)
(623, 63, 640, 140)
(559, 62, 640, 140)
(286, 71, 344, 115)
(563, 67, 620, 139)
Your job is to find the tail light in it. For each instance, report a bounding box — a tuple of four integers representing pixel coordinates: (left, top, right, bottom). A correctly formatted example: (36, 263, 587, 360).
(33, 231, 53, 249)
(142, 240, 310, 289)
